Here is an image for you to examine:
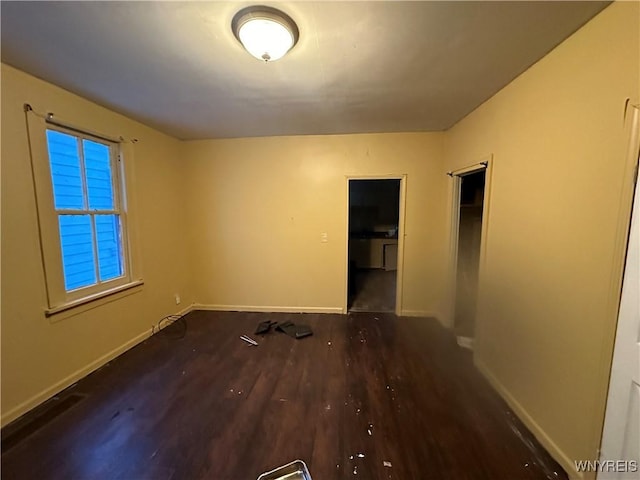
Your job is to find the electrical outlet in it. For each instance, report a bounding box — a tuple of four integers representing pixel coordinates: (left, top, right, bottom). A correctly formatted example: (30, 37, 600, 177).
(320, 232, 328, 243)
(175, 294, 181, 305)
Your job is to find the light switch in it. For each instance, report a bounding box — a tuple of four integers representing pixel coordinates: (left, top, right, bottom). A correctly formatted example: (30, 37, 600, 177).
(320, 232, 328, 243)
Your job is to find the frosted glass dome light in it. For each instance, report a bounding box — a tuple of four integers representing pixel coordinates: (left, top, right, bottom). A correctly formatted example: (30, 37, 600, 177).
(232, 6, 299, 62)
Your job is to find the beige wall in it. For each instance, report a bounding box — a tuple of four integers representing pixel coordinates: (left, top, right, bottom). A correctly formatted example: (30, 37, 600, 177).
(0, 64, 195, 425)
(444, 2, 640, 477)
(182, 133, 447, 315)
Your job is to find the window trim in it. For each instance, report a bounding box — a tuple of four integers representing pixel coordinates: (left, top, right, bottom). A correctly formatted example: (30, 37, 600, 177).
(44, 280, 144, 317)
(26, 111, 142, 314)
(46, 125, 131, 300)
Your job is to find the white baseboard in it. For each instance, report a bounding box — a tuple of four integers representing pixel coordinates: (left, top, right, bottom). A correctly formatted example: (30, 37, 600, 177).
(1, 304, 194, 428)
(1, 330, 150, 427)
(475, 357, 582, 480)
(399, 309, 440, 320)
(192, 303, 344, 314)
(194, 305, 443, 320)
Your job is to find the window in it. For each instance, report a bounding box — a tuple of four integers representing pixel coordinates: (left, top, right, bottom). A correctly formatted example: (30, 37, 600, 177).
(25, 109, 141, 315)
(45, 128, 126, 293)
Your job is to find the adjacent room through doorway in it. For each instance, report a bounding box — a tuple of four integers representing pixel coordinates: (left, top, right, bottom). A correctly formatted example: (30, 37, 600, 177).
(348, 179, 401, 313)
(453, 169, 486, 341)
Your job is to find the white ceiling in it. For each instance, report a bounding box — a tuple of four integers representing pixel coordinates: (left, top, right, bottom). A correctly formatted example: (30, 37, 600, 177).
(1, 1, 609, 140)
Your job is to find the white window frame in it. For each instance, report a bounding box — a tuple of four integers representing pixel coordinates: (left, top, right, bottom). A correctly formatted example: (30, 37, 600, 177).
(27, 112, 142, 316)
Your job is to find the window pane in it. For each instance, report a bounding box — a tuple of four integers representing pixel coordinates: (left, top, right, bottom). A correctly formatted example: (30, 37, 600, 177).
(58, 215, 97, 291)
(46, 130, 84, 210)
(95, 215, 124, 281)
(83, 139, 114, 210)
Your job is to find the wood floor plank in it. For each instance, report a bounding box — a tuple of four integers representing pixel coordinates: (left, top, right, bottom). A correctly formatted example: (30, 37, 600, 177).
(1, 311, 567, 480)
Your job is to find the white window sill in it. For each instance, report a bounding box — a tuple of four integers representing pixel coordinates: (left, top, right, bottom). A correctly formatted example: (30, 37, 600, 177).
(45, 280, 144, 317)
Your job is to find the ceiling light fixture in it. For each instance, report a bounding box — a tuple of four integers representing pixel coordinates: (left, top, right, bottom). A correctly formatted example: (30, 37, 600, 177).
(232, 5, 299, 62)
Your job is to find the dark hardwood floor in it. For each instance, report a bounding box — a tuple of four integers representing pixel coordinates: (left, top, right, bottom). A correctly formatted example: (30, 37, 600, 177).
(1, 311, 567, 480)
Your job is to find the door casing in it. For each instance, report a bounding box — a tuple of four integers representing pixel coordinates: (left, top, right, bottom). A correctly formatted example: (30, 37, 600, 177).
(446, 157, 493, 330)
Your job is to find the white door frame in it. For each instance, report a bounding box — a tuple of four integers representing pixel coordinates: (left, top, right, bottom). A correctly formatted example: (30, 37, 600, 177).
(599, 104, 640, 478)
(446, 157, 493, 330)
(344, 175, 407, 315)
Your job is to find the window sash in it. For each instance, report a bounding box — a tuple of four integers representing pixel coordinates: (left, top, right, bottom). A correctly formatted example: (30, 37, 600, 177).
(46, 127, 128, 296)
(57, 212, 125, 292)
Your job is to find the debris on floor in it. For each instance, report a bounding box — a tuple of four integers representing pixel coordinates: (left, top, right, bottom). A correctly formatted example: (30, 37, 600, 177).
(383, 461, 392, 468)
(275, 321, 313, 339)
(255, 320, 277, 335)
(251, 319, 314, 340)
(504, 409, 561, 479)
(240, 335, 258, 346)
(257, 459, 312, 479)
(456, 336, 474, 350)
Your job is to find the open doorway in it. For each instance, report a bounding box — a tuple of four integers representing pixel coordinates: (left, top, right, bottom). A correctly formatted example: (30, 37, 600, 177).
(452, 168, 486, 344)
(347, 179, 401, 313)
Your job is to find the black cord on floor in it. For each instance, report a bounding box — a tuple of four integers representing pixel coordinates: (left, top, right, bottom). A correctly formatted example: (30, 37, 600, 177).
(152, 314, 187, 339)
